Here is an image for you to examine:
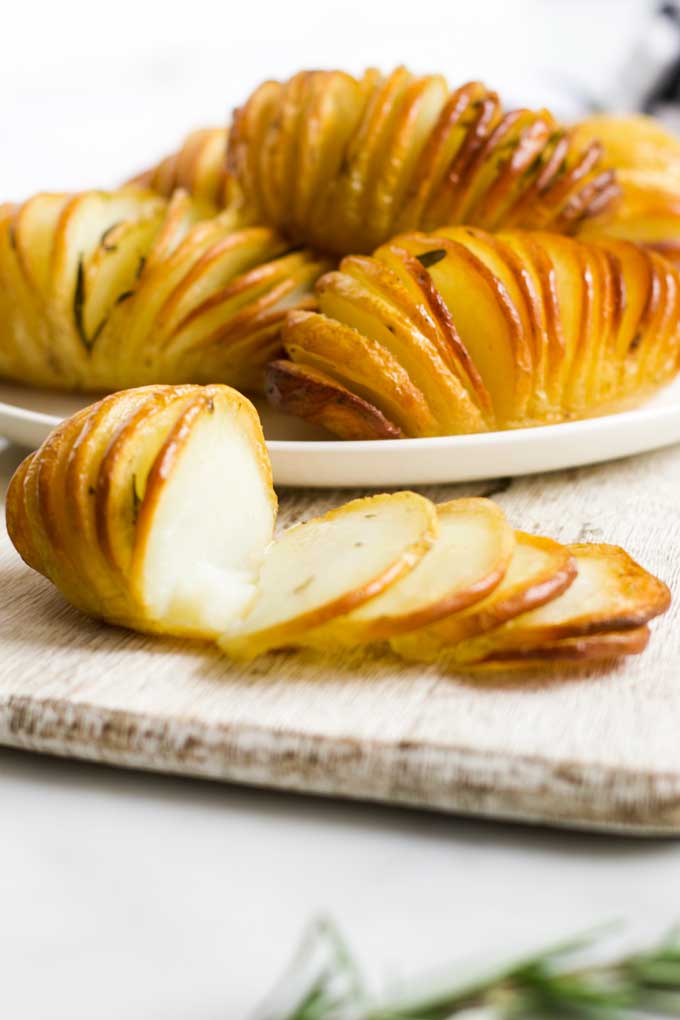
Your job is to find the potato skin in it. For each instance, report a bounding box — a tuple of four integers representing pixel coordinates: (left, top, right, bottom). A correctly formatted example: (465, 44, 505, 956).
(268, 227, 680, 439)
(228, 66, 619, 256)
(265, 359, 403, 439)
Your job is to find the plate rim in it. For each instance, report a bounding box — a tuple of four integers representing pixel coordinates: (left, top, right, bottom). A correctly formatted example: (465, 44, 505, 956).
(1, 390, 679, 452)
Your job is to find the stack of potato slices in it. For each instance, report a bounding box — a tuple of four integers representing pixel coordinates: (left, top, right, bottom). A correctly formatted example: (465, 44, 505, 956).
(222, 496, 669, 668)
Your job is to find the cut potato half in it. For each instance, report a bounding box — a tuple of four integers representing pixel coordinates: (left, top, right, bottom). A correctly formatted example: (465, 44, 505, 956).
(392, 531, 576, 662)
(451, 543, 670, 664)
(6, 384, 277, 639)
(219, 492, 438, 660)
(461, 626, 651, 671)
(130, 389, 276, 636)
(300, 498, 515, 648)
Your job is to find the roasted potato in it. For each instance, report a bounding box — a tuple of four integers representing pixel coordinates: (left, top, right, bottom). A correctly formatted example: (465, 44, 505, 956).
(228, 67, 618, 255)
(574, 114, 680, 263)
(220, 492, 438, 660)
(0, 188, 331, 393)
(6, 385, 277, 638)
(270, 227, 680, 437)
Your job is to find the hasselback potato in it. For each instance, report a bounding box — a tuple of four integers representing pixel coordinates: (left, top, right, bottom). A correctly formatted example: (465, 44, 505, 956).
(7, 390, 669, 665)
(574, 113, 680, 262)
(228, 66, 619, 256)
(0, 187, 330, 393)
(266, 226, 680, 438)
(6, 384, 277, 637)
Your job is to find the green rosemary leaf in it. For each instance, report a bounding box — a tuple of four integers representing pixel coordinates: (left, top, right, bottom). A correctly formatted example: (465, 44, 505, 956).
(253, 921, 680, 1020)
(249, 916, 367, 1020)
(365, 927, 616, 1020)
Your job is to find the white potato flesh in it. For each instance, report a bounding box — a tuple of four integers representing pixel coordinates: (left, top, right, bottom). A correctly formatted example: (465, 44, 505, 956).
(220, 492, 436, 658)
(138, 404, 275, 636)
(301, 498, 514, 646)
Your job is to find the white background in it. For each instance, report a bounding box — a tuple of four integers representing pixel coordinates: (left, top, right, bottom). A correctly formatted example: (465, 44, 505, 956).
(0, 0, 654, 199)
(3, 2, 680, 1017)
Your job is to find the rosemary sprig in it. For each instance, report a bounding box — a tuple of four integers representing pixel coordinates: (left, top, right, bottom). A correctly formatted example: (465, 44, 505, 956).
(250, 919, 680, 1020)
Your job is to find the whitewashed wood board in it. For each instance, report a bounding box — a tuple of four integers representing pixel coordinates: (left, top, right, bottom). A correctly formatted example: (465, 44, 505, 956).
(1, 444, 680, 835)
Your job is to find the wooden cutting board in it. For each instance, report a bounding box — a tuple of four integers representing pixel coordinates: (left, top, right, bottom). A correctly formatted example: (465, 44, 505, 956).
(1, 442, 680, 835)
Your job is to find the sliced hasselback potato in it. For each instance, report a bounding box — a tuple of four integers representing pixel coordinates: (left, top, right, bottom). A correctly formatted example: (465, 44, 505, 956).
(0, 188, 331, 393)
(5, 384, 277, 638)
(128, 126, 245, 217)
(573, 114, 680, 263)
(298, 498, 515, 649)
(268, 227, 680, 438)
(228, 66, 618, 255)
(219, 492, 438, 661)
(7, 390, 669, 669)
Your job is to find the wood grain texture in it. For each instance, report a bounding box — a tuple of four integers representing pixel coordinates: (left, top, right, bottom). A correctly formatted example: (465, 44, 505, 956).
(1, 441, 680, 834)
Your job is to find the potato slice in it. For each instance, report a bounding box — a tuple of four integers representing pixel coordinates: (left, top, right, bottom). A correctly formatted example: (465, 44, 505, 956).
(300, 498, 514, 648)
(283, 310, 439, 437)
(396, 232, 532, 425)
(220, 492, 438, 660)
(129, 388, 276, 637)
(460, 627, 651, 670)
(451, 543, 670, 664)
(392, 531, 576, 662)
(317, 261, 488, 434)
(265, 359, 403, 439)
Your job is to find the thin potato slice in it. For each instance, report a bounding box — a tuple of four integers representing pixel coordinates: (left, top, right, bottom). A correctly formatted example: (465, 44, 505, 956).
(300, 498, 514, 648)
(265, 359, 403, 439)
(392, 531, 576, 662)
(219, 492, 438, 660)
(459, 626, 650, 671)
(396, 232, 532, 425)
(283, 309, 439, 437)
(451, 543, 670, 664)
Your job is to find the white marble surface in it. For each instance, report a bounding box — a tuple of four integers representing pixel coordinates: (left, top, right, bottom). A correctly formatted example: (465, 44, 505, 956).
(3, 2, 680, 1016)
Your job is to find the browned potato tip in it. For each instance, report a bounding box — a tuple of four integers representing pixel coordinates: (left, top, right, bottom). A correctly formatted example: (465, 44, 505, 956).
(265, 359, 403, 440)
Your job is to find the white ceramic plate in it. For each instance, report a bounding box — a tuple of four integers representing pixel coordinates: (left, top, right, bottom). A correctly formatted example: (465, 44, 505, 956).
(1, 379, 680, 488)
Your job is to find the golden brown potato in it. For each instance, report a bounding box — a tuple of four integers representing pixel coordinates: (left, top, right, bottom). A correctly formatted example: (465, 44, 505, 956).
(449, 543, 671, 665)
(392, 531, 577, 662)
(269, 227, 680, 438)
(574, 114, 680, 262)
(265, 359, 404, 439)
(220, 492, 438, 660)
(228, 67, 618, 255)
(128, 127, 244, 217)
(461, 626, 651, 670)
(0, 188, 331, 393)
(297, 498, 515, 648)
(5, 384, 277, 638)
